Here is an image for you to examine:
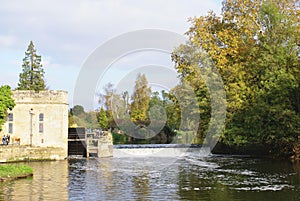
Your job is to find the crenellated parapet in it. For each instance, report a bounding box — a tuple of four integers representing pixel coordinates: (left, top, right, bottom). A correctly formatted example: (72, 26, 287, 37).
(12, 90, 68, 105)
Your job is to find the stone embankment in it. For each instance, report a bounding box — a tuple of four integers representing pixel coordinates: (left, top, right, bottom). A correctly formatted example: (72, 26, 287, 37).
(0, 145, 66, 162)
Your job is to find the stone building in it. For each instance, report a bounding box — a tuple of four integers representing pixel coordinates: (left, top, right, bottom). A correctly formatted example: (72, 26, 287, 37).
(0, 90, 68, 159)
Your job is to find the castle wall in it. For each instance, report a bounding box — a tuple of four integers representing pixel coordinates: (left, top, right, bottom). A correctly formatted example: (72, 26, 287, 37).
(0, 146, 67, 162)
(0, 90, 68, 159)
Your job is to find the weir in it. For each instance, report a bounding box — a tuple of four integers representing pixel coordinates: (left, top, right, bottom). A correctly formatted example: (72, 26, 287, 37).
(68, 128, 207, 158)
(113, 144, 204, 157)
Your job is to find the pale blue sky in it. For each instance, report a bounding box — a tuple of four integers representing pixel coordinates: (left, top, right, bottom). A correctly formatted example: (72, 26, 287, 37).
(0, 0, 222, 110)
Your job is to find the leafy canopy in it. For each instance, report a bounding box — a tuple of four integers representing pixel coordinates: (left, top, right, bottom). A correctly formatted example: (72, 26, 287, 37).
(0, 85, 15, 131)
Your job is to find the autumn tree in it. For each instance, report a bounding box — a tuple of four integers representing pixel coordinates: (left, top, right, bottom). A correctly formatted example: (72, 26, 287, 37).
(17, 41, 46, 92)
(130, 73, 151, 124)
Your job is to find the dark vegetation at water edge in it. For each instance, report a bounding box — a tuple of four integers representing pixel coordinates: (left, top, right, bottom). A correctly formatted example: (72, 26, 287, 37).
(0, 164, 33, 182)
(212, 142, 297, 159)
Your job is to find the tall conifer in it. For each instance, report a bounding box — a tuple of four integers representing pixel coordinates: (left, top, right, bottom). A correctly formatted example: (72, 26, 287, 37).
(17, 41, 45, 92)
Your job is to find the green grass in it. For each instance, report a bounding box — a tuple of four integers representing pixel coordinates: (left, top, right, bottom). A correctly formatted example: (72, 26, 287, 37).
(0, 164, 33, 179)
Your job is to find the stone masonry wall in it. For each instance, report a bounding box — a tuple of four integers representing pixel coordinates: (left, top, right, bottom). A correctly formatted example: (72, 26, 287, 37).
(0, 145, 67, 162)
(98, 132, 113, 157)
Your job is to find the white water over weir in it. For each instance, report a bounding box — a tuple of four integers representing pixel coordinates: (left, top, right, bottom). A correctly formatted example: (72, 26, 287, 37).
(113, 144, 210, 157)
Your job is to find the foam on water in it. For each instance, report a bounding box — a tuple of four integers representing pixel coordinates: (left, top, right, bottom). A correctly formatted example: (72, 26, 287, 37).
(234, 184, 293, 191)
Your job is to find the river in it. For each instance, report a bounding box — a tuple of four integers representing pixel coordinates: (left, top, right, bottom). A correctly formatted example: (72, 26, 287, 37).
(0, 147, 300, 200)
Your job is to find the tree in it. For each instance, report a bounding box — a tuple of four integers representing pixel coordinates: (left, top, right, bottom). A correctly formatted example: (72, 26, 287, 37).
(71, 105, 85, 116)
(148, 91, 164, 120)
(98, 82, 117, 128)
(68, 111, 76, 127)
(97, 107, 108, 129)
(121, 91, 130, 115)
(17, 41, 46, 92)
(84, 111, 99, 129)
(130, 73, 151, 124)
(172, 0, 299, 154)
(0, 85, 15, 131)
(69, 106, 100, 129)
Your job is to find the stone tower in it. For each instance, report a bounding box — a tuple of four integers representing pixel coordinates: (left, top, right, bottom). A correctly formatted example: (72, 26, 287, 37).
(0, 90, 68, 158)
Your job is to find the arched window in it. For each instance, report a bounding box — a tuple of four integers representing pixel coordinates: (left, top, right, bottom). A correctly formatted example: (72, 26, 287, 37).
(8, 113, 13, 121)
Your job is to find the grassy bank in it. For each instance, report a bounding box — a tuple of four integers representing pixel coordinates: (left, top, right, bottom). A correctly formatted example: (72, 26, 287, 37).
(0, 164, 33, 182)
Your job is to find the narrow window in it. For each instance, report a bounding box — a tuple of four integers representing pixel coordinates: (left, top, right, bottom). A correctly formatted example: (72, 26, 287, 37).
(8, 123, 13, 134)
(39, 113, 44, 133)
(8, 113, 13, 134)
(39, 113, 44, 121)
(39, 123, 43, 133)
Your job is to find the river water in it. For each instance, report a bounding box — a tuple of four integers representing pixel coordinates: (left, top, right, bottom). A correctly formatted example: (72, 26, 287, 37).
(0, 147, 300, 200)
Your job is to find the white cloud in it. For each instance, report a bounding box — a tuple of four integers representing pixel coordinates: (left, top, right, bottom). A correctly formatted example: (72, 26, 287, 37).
(0, 35, 17, 47)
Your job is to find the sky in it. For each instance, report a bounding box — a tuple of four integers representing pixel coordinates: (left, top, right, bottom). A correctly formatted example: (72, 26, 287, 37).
(0, 0, 222, 111)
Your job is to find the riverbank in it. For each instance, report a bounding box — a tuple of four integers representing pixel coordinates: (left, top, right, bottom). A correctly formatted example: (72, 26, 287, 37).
(212, 142, 298, 160)
(0, 164, 33, 182)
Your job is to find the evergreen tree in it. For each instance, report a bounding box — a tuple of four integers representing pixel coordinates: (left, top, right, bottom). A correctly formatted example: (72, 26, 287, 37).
(17, 41, 46, 92)
(97, 107, 108, 129)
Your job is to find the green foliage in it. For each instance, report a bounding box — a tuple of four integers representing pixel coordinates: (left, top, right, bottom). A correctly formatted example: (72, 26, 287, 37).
(17, 41, 46, 92)
(148, 91, 165, 120)
(0, 85, 15, 131)
(97, 107, 108, 129)
(99, 83, 117, 129)
(68, 111, 75, 127)
(71, 105, 85, 116)
(84, 111, 98, 129)
(98, 82, 179, 144)
(172, 0, 300, 155)
(69, 105, 99, 129)
(170, 81, 202, 131)
(112, 132, 128, 144)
